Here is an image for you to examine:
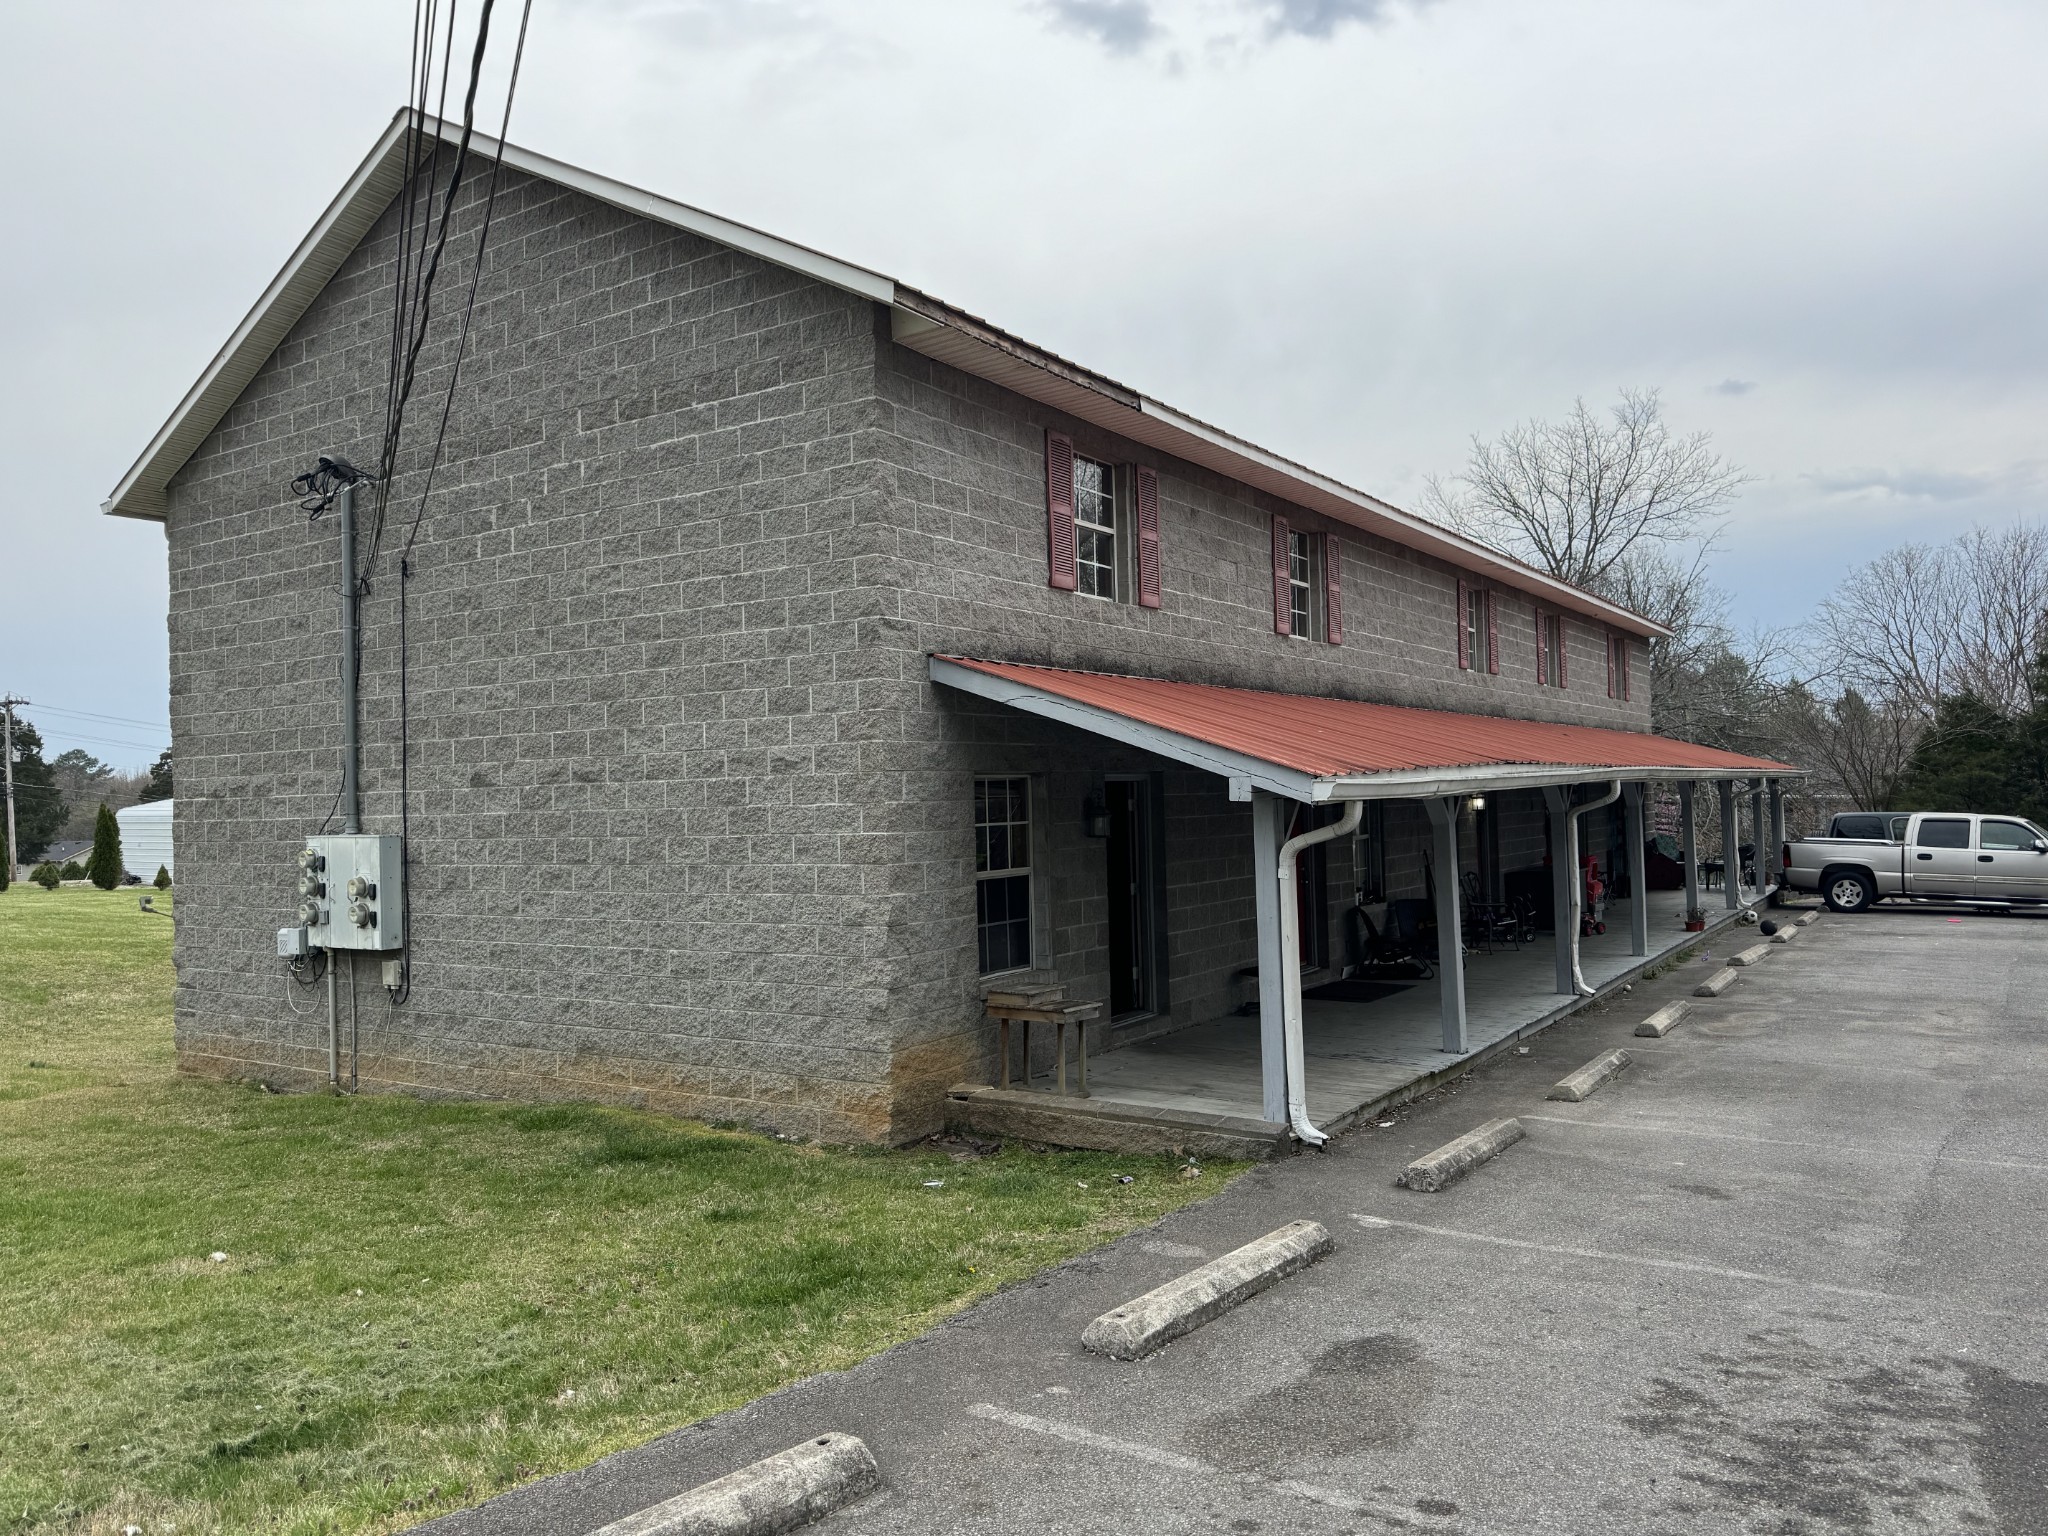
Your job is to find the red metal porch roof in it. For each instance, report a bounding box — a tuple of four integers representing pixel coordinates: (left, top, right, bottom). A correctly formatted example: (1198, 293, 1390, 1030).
(936, 657, 1798, 782)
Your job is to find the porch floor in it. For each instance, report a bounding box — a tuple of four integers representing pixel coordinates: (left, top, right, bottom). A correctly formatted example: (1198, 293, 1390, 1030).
(1078, 887, 1758, 1130)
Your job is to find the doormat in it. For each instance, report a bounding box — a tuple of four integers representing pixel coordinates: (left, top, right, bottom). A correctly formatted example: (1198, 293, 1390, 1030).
(1303, 978, 1415, 1004)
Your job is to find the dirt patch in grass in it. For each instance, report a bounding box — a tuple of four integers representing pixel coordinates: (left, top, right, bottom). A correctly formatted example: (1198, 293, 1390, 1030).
(0, 888, 1237, 1534)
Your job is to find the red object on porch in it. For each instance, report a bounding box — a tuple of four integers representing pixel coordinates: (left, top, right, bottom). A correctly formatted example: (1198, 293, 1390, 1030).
(935, 656, 1798, 779)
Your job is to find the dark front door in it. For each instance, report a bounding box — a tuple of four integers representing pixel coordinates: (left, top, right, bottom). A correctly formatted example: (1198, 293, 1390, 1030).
(1106, 779, 1154, 1017)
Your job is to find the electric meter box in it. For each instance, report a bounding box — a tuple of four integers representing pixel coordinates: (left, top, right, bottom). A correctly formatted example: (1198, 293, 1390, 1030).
(296, 834, 404, 952)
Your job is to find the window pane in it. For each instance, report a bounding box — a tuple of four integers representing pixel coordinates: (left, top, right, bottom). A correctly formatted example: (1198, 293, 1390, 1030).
(1916, 818, 1971, 849)
(1980, 820, 2038, 851)
(977, 873, 1032, 974)
(1833, 815, 1883, 840)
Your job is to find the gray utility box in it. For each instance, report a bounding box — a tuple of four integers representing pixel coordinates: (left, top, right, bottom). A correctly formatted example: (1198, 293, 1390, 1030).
(294, 834, 404, 952)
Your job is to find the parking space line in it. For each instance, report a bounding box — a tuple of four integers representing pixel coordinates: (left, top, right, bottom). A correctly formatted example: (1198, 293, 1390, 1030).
(1352, 1213, 1915, 1304)
(1520, 1113, 2048, 1175)
(965, 1403, 1456, 1530)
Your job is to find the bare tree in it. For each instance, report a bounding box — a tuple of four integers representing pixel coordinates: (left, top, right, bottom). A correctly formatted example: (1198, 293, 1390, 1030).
(1772, 686, 1920, 810)
(1429, 387, 1749, 592)
(1812, 521, 2048, 720)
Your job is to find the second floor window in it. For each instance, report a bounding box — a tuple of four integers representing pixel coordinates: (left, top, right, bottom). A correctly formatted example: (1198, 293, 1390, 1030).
(1074, 456, 1117, 600)
(1288, 531, 1315, 637)
(1537, 610, 1567, 687)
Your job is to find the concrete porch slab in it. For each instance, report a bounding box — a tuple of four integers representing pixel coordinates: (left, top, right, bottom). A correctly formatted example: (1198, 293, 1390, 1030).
(950, 889, 1778, 1156)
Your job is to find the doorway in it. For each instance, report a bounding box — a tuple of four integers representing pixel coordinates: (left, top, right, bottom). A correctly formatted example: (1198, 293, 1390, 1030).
(1106, 778, 1158, 1018)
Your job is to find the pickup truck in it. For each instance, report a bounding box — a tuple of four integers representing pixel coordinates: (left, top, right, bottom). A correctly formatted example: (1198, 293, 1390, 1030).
(1783, 811, 2048, 912)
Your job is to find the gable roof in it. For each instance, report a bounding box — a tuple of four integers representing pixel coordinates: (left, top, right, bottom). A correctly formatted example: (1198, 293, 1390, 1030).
(103, 110, 1668, 639)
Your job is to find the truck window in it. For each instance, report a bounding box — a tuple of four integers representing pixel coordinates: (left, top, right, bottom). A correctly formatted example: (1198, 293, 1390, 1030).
(1914, 818, 1972, 849)
(1832, 814, 1885, 839)
(1979, 819, 2041, 851)
(1888, 815, 1909, 841)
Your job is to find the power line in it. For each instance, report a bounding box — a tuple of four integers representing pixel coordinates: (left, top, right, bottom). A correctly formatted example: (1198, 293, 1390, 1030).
(28, 704, 170, 731)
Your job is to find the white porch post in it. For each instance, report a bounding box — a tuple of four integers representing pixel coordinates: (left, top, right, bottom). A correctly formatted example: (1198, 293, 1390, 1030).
(1719, 780, 1741, 910)
(1679, 781, 1701, 917)
(1749, 779, 1766, 894)
(1425, 798, 1468, 1053)
(1543, 785, 1576, 994)
(1252, 790, 1288, 1125)
(1623, 782, 1649, 957)
(1769, 783, 1787, 887)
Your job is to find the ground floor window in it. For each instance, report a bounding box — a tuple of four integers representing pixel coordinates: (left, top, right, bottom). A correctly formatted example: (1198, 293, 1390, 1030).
(975, 776, 1033, 973)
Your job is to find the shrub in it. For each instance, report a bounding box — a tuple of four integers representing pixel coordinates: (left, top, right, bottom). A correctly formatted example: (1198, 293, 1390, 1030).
(86, 804, 123, 891)
(32, 863, 61, 891)
(59, 861, 86, 881)
(154, 865, 172, 890)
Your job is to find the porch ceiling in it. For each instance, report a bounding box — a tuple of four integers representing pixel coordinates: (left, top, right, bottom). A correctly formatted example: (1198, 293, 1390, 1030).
(931, 656, 1803, 803)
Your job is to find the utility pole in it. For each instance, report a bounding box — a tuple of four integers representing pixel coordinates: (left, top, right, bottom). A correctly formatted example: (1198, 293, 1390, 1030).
(1, 696, 25, 883)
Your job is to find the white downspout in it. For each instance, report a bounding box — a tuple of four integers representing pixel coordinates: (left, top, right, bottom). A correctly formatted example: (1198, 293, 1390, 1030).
(1276, 799, 1364, 1147)
(1566, 781, 1623, 996)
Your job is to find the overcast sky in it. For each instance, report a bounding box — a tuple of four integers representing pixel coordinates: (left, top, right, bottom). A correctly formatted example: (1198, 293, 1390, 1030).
(5, 0, 2044, 767)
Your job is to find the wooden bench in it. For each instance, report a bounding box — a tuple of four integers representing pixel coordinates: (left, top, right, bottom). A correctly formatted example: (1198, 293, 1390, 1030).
(985, 986, 1106, 1097)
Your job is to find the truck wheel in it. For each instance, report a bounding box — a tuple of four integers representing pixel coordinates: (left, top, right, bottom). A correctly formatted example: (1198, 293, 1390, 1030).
(1824, 870, 1876, 913)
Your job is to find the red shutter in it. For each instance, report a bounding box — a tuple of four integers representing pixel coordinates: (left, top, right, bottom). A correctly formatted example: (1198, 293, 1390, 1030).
(1485, 591, 1499, 674)
(1271, 515, 1292, 635)
(1556, 617, 1568, 686)
(1135, 466, 1161, 609)
(1535, 609, 1548, 685)
(1456, 577, 1470, 669)
(1606, 631, 1616, 698)
(1323, 533, 1343, 645)
(1045, 431, 1076, 591)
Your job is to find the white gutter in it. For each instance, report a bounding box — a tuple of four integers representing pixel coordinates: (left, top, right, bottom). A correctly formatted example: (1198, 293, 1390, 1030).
(1276, 800, 1364, 1147)
(1564, 781, 1623, 996)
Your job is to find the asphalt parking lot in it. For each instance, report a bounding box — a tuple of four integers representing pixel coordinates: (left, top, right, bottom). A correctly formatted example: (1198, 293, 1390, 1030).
(429, 904, 2048, 1536)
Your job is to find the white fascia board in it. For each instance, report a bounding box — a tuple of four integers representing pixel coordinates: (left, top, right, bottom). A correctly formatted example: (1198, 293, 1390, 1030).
(103, 111, 896, 523)
(929, 657, 1320, 802)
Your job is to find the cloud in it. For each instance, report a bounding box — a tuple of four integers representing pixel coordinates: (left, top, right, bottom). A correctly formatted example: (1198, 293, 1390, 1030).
(1258, 0, 1405, 39)
(1042, 0, 1159, 53)
(1709, 378, 1757, 396)
(1804, 463, 2048, 503)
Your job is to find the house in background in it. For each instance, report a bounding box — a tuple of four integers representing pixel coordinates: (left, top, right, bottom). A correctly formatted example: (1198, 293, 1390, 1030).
(102, 112, 1796, 1151)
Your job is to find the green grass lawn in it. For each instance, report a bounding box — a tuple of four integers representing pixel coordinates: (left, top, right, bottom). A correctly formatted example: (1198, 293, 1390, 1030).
(0, 887, 1235, 1535)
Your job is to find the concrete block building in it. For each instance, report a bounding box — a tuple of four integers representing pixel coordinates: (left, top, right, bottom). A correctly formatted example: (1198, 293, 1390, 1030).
(105, 113, 1796, 1151)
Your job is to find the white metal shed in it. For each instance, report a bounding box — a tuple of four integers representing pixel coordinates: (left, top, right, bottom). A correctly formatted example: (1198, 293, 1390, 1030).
(117, 800, 173, 881)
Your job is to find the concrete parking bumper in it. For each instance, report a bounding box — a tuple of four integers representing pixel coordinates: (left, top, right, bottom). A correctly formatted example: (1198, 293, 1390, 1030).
(1081, 1220, 1333, 1361)
(1395, 1118, 1525, 1192)
(585, 1434, 878, 1536)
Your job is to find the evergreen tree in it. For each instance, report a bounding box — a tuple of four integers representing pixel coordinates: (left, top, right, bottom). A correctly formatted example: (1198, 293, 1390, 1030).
(1899, 690, 2017, 812)
(86, 803, 123, 890)
(2012, 648, 2048, 825)
(154, 865, 172, 890)
(5, 717, 65, 863)
(138, 747, 173, 804)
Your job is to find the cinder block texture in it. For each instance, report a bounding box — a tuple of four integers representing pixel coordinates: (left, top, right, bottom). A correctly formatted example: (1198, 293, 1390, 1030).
(161, 156, 1660, 1144)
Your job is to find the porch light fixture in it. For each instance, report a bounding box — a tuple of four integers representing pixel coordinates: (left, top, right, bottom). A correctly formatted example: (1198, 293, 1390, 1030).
(1082, 791, 1110, 839)
(1468, 794, 1487, 811)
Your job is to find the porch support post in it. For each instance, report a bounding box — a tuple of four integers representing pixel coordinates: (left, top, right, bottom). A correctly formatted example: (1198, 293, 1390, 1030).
(1679, 781, 1701, 918)
(1543, 785, 1576, 995)
(1425, 797, 1468, 1054)
(1251, 790, 1288, 1125)
(1623, 782, 1649, 957)
(1769, 782, 1786, 887)
(1749, 779, 1766, 894)
(1719, 780, 1741, 910)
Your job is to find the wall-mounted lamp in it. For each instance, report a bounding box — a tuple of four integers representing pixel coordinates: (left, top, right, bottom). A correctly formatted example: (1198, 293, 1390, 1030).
(1468, 794, 1488, 812)
(1082, 791, 1110, 839)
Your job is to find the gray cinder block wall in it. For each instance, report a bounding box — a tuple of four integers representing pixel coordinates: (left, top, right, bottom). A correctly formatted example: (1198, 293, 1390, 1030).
(162, 158, 1654, 1144)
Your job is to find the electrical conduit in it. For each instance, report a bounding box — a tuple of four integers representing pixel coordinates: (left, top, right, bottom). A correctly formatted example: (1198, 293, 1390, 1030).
(1276, 800, 1364, 1147)
(1566, 781, 1622, 996)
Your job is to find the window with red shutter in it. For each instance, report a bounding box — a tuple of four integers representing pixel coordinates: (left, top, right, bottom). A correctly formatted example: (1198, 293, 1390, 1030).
(1535, 609, 1549, 686)
(1135, 466, 1161, 609)
(1485, 592, 1499, 674)
(1323, 533, 1342, 645)
(1456, 577, 1470, 669)
(1045, 431, 1076, 591)
(1270, 515, 1292, 635)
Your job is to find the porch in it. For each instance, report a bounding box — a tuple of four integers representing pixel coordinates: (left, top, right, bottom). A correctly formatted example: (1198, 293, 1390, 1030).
(934, 656, 1801, 1157)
